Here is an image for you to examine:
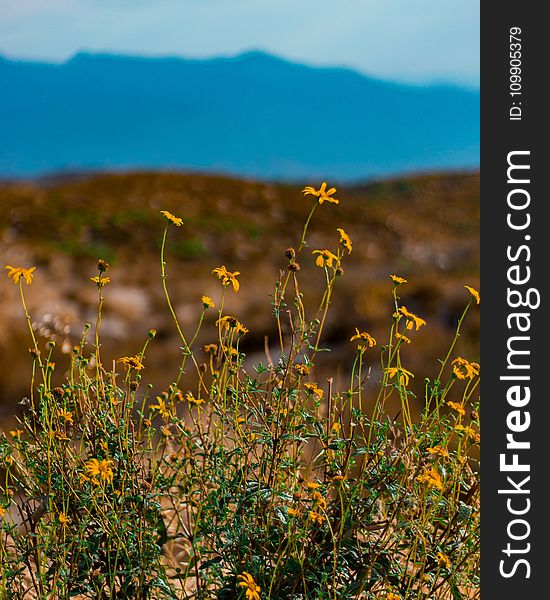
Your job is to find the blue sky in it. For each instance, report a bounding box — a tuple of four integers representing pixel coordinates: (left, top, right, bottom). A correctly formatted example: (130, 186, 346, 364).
(0, 0, 479, 87)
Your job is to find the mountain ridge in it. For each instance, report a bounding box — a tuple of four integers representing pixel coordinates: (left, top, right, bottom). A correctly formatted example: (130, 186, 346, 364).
(0, 50, 479, 181)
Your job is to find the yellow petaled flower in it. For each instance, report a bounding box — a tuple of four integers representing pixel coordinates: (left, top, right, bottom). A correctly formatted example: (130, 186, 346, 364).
(0, 506, 6, 518)
(452, 357, 480, 380)
(237, 572, 261, 600)
(313, 249, 339, 268)
(212, 265, 240, 292)
(398, 306, 426, 331)
(309, 510, 325, 525)
(201, 295, 215, 309)
(390, 275, 407, 285)
(203, 343, 218, 354)
(223, 345, 240, 357)
(161, 425, 172, 437)
(304, 382, 323, 398)
(58, 512, 70, 526)
(426, 446, 450, 458)
(306, 482, 322, 490)
(350, 328, 376, 348)
(90, 276, 111, 286)
(464, 285, 480, 305)
(395, 333, 411, 344)
(5, 265, 36, 285)
(311, 491, 327, 510)
(150, 396, 171, 418)
(118, 355, 145, 371)
(336, 228, 352, 253)
(186, 392, 205, 406)
(455, 424, 480, 443)
(416, 467, 443, 490)
(57, 408, 74, 424)
(216, 316, 248, 335)
(331, 422, 341, 435)
(160, 210, 183, 226)
(302, 182, 339, 205)
(84, 458, 114, 485)
(10, 429, 23, 439)
(386, 594, 402, 600)
(288, 507, 301, 517)
(332, 474, 346, 482)
(385, 367, 414, 387)
(447, 401, 466, 416)
(294, 363, 311, 376)
(437, 551, 451, 569)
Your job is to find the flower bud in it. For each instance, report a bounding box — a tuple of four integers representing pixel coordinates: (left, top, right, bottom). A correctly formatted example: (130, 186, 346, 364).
(98, 259, 109, 272)
(289, 261, 301, 272)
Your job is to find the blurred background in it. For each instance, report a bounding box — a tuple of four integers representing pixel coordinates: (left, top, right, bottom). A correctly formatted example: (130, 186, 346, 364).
(0, 1, 479, 424)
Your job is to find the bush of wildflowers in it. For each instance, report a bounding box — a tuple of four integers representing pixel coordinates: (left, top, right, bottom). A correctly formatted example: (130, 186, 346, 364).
(1, 184, 479, 599)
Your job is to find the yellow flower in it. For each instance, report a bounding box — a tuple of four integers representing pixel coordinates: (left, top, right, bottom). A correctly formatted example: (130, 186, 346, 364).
(385, 367, 414, 387)
(312, 249, 339, 268)
(212, 265, 240, 292)
(306, 481, 322, 490)
(331, 422, 341, 435)
(161, 425, 173, 437)
(90, 276, 111, 286)
(386, 594, 402, 600)
(216, 316, 248, 335)
(311, 490, 327, 510)
(150, 396, 171, 418)
(160, 210, 183, 226)
(118, 355, 145, 371)
(304, 382, 323, 398)
(237, 572, 261, 600)
(398, 306, 426, 331)
(201, 295, 215, 309)
(426, 446, 450, 458)
(308, 510, 325, 525)
(302, 182, 339, 204)
(452, 357, 479, 380)
(350, 328, 376, 348)
(58, 512, 71, 526)
(5, 265, 36, 285)
(336, 228, 352, 253)
(0, 506, 6, 518)
(294, 363, 311, 376)
(416, 467, 443, 490)
(447, 401, 466, 416)
(288, 507, 301, 517)
(437, 551, 451, 569)
(395, 333, 411, 344)
(223, 345, 240, 357)
(186, 392, 205, 406)
(57, 408, 74, 424)
(464, 285, 480, 305)
(10, 429, 23, 439)
(203, 343, 218, 354)
(455, 424, 480, 443)
(84, 458, 114, 485)
(390, 275, 407, 285)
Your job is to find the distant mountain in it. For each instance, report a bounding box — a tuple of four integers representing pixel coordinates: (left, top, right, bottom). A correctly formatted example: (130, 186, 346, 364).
(0, 51, 479, 181)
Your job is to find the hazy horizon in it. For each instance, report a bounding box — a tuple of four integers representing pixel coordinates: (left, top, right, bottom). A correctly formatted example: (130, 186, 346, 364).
(0, 0, 479, 88)
(0, 48, 480, 92)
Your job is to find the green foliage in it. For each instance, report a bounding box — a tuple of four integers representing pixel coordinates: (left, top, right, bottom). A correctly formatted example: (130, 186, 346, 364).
(1, 187, 480, 599)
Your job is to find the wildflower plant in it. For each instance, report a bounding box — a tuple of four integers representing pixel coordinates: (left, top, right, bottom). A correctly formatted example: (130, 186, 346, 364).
(1, 185, 479, 599)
